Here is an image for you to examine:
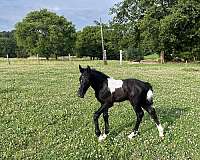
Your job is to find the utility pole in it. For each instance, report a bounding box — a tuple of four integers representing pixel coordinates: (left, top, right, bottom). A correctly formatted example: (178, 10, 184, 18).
(100, 18, 107, 65)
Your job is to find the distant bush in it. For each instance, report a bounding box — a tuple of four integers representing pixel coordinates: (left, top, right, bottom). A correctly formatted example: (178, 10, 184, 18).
(127, 47, 144, 62)
(107, 51, 120, 60)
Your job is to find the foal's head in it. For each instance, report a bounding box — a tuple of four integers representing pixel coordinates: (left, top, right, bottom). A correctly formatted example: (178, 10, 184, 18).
(78, 65, 91, 98)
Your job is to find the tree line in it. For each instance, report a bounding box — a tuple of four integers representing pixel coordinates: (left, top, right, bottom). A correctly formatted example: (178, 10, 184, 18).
(110, 0, 200, 61)
(0, 0, 200, 62)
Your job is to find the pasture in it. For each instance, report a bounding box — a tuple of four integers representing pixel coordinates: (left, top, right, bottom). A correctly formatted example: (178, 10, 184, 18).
(0, 60, 200, 159)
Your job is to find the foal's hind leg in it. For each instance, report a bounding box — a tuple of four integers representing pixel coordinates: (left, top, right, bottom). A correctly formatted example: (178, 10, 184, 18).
(103, 108, 109, 134)
(128, 102, 144, 139)
(143, 104, 164, 138)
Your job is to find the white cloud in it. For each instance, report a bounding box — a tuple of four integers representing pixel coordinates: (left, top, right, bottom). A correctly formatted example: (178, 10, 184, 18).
(46, 6, 61, 12)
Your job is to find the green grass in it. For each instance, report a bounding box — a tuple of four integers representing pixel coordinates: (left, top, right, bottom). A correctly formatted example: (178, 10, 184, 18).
(144, 53, 159, 60)
(0, 60, 200, 159)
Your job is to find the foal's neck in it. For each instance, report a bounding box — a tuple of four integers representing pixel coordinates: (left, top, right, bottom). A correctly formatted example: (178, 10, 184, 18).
(90, 70, 109, 93)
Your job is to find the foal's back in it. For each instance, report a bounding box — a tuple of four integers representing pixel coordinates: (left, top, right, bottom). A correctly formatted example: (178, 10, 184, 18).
(122, 78, 153, 105)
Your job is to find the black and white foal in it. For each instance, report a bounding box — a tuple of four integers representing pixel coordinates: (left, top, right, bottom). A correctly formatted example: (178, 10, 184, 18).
(78, 65, 164, 142)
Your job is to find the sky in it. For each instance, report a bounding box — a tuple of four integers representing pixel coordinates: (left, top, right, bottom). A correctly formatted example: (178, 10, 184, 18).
(0, 0, 122, 31)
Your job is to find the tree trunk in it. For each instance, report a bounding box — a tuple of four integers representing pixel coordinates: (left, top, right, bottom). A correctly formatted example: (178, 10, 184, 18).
(160, 51, 165, 64)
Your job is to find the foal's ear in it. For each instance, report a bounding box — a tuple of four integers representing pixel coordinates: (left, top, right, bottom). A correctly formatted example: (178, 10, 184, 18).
(79, 65, 84, 73)
(87, 65, 91, 73)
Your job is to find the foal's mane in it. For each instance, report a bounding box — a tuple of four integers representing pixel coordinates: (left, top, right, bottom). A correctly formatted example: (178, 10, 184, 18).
(91, 68, 110, 80)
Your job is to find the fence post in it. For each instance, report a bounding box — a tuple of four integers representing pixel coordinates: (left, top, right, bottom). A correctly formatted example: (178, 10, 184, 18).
(120, 50, 123, 65)
(7, 54, 10, 65)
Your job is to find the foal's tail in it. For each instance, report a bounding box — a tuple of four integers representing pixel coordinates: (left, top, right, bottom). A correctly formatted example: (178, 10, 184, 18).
(145, 82, 153, 105)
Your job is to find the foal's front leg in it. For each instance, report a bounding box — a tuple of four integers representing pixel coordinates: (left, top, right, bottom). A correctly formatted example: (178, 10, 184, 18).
(93, 103, 111, 142)
(97, 108, 109, 142)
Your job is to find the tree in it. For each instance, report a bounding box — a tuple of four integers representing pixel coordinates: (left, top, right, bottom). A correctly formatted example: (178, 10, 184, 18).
(15, 9, 76, 60)
(110, 0, 200, 62)
(102, 23, 122, 60)
(160, 0, 200, 61)
(76, 24, 123, 60)
(0, 31, 17, 58)
(76, 26, 102, 59)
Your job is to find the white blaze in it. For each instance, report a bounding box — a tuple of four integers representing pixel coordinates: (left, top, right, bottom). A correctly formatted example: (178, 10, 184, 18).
(147, 90, 153, 101)
(107, 78, 123, 93)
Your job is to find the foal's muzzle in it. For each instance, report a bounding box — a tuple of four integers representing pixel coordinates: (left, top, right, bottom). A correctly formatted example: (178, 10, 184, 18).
(77, 93, 84, 98)
(77, 88, 84, 98)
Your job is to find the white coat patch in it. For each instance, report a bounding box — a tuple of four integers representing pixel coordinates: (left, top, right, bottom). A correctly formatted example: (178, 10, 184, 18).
(128, 131, 138, 139)
(147, 90, 153, 101)
(107, 78, 123, 93)
(156, 124, 164, 138)
(98, 134, 107, 142)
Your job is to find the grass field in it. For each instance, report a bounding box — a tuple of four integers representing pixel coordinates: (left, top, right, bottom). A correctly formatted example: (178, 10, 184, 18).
(0, 60, 200, 159)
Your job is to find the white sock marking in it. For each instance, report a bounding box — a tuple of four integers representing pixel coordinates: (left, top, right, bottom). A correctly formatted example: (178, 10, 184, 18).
(128, 131, 138, 139)
(98, 134, 107, 142)
(107, 78, 123, 93)
(147, 90, 153, 101)
(157, 124, 164, 138)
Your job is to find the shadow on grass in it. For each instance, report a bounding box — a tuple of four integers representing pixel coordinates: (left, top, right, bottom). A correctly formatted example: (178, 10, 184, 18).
(108, 106, 190, 139)
(156, 107, 190, 132)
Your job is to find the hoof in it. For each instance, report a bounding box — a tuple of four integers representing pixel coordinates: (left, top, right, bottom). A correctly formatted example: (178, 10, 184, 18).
(98, 134, 107, 142)
(128, 131, 138, 139)
(160, 134, 164, 140)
